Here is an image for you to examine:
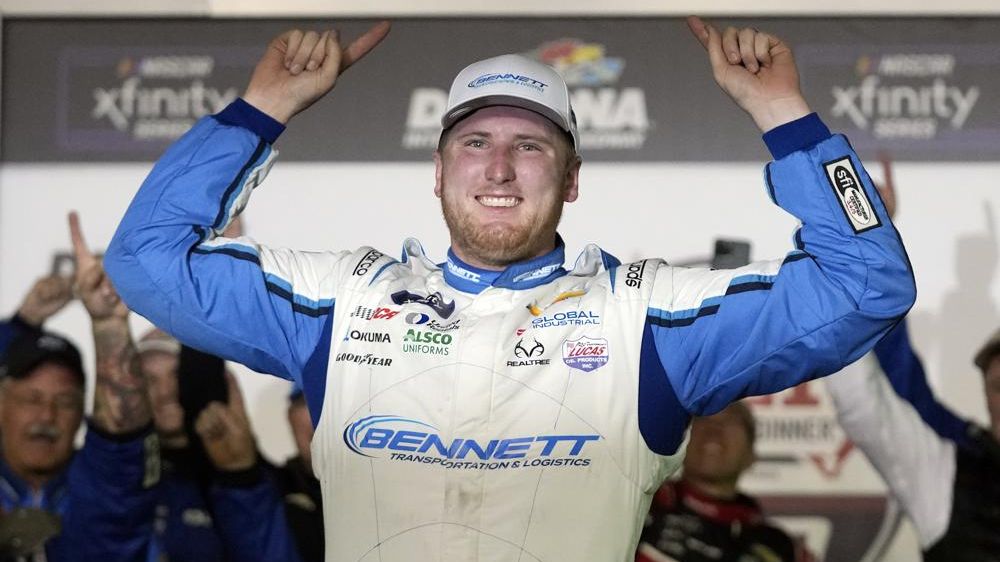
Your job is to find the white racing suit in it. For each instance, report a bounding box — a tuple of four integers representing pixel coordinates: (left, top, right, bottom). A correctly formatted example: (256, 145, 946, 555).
(105, 100, 914, 562)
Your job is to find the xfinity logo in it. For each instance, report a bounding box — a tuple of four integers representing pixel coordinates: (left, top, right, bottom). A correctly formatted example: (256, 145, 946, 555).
(832, 76, 978, 129)
(92, 77, 237, 133)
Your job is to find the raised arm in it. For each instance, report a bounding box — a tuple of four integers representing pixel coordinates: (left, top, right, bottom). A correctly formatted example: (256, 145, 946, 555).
(637, 20, 914, 440)
(825, 353, 955, 549)
(0, 275, 73, 354)
(65, 212, 157, 562)
(197, 373, 303, 562)
(103, 24, 391, 383)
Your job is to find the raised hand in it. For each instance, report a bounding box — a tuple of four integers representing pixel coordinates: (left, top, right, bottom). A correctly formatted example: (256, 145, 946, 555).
(242, 21, 391, 124)
(196, 372, 257, 472)
(687, 16, 811, 132)
(16, 275, 73, 327)
(70, 212, 127, 322)
(69, 211, 150, 433)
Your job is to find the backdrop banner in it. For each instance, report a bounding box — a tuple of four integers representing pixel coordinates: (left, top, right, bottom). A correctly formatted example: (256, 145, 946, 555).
(3, 17, 998, 162)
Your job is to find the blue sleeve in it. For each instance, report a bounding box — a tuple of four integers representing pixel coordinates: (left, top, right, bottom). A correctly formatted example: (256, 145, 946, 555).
(104, 101, 345, 384)
(646, 114, 915, 417)
(63, 425, 159, 562)
(209, 465, 304, 562)
(873, 318, 972, 446)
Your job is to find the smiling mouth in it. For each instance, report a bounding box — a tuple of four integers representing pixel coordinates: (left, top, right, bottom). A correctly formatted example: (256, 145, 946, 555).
(476, 196, 521, 208)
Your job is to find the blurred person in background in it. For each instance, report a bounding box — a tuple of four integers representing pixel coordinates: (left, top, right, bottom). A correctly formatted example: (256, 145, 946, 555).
(140, 336, 320, 561)
(135, 217, 309, 561)
(0, 330, 85, 560)
(825, 174, 1000, 562)
(273, 384, 323, 562)
(637, 402, 814, 562)
(138, 322, 305, 562)
(0, 213, 158, 561)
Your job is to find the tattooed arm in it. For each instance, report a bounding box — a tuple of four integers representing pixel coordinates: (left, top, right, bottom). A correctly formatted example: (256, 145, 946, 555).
(70, 211, 150, 433)
(63, 212, 158, 562)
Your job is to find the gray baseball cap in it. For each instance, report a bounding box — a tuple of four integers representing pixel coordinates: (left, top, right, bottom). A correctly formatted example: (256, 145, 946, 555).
(441, 54, 579, 149)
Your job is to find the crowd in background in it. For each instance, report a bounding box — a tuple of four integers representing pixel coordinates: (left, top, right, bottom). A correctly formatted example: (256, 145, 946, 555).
(0, 191, 997, 562)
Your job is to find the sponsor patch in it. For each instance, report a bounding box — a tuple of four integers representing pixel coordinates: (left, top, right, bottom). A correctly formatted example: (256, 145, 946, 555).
(402, 328, 453, 356)
(343, 330, 391, 343)
(350, 306, 400, 321)
(624, 260, 647, 289)
(352, 249, 384, 276)
(404, 312, 461, 332)
(342, 414, 598, 470)
(335, 352, 392, 367)
(391, 290, 456, 319)
(508, 338, 550, 367)
(531, 310, 601, 329)
(562, 337, 609, 372)
(823, 157, 882, 234)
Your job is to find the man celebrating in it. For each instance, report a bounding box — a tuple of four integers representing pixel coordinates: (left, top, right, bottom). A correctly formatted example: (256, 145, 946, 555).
(106, 17, 914, 561)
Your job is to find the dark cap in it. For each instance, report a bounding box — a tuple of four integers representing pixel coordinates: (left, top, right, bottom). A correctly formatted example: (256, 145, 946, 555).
(0, 330, 85, 387)
(974, 328, 1000, 374)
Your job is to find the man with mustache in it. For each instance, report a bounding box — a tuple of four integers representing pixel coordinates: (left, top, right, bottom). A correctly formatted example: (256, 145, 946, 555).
(105, 17, 914, 561)
(0, 214, 158, 561)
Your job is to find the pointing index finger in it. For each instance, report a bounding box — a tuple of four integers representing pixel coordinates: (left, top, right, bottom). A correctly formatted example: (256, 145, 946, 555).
(225, 371, 249, 421)
(686, 16, 710, 50)
(686, 16, 728, 78)
(339, 20, 391, 73)
(68, 211, 94, 265)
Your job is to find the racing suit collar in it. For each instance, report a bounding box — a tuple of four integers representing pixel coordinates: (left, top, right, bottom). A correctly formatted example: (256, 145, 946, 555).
(442, 236, 568, 294)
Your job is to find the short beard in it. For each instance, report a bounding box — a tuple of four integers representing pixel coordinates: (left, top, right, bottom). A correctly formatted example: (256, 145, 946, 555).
(440, 186, 564, 268)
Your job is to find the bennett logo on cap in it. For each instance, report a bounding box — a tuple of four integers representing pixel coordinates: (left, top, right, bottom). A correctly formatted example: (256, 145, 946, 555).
(441, 54, 579, 149)
(468, 73, 548, 91)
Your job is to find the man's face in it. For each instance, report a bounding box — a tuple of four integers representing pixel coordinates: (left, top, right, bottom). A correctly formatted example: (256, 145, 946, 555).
(435, 105, 580, 269)
(288, 399, 314, 472)
(0, 363, 83, 484)
(138, 350, 184, 440)
(984, 355, 1000, 441)
(682, 405, 755, 486)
